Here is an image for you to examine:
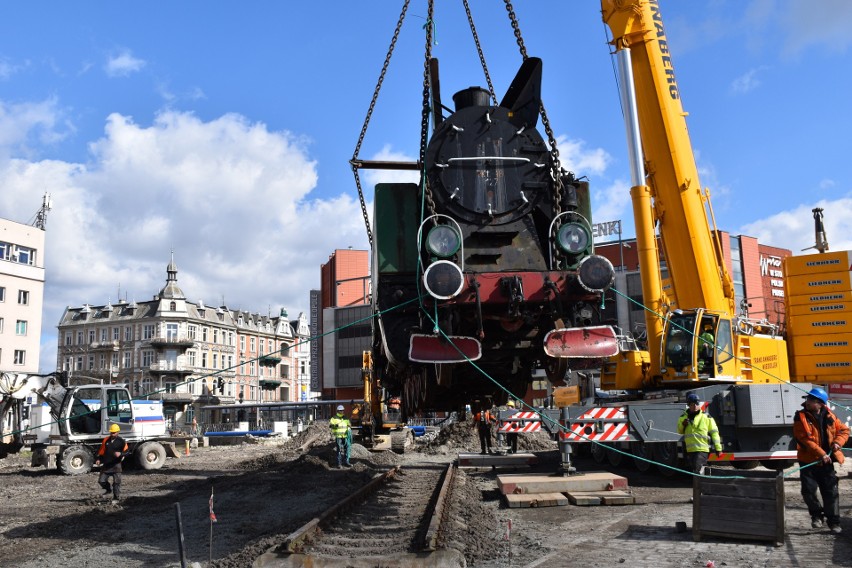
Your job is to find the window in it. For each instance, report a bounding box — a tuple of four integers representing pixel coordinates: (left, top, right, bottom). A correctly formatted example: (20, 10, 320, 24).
(87, 355, 94, 370)
(260, 339, 265, 353)
(125, 326, 132, 341)
(113, 327, 120, 341)
(65, 331, 72, 345)
(99, 354, 106, 369)
(77, 331, 84, 345)
(213, 329, 219, 344)
(17, 290, 29, 305)
(229, 332, 234, 346)
(88, 330, 95, 344)
(14, 246, 35, 265)
(165, 381, 176, 393)
(240, 336, 246, 351)
(142, 350, 154, 367)
(250, 337, 256, 352)
(111, 352, 119, 368)
(280, 342, 290, 356)
(281, 365, 289, 379)
(201, 353, 208, 368)
(123, 352, 132, 369)
(15, 320, 27, 335)
(143, 325, 154, 340)
(169, 301, 176, 311)
(100, 328, 107, 342)
(0, 286, 5, 302)
(213, 354, 218, 369)
(14, 350, 26, 365)
(188, 325, 197, 339)
(0, 318, 4, 333)
(0, 242, 8, 260)
(76, 356, 83, 370)
(166, 323, 178, 340)
(188, 351, 196, 367)
(249, 361, 255, 375)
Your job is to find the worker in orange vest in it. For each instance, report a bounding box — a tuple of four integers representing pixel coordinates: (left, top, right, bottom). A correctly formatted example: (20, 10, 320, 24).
(473, 405, 496, 454)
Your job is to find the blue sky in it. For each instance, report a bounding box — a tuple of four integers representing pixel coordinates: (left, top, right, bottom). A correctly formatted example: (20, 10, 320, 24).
(0, 1, 850, 372)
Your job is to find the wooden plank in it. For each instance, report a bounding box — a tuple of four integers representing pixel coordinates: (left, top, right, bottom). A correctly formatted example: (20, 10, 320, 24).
(600, 492, 636, 505)
(458, 453, 538, 468)
(566, 492, 602, 506)
(698, 506, 779, 529)
(698, 481, 777, 500)
(497, 472, 628, 495)
(505, 492, 568, 508)
(698, 518, 777, 538)
(700, 495, 777, 512)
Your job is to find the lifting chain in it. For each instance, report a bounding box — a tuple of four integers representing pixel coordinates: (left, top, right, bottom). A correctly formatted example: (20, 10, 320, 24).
(503, 0, 566, 266)
(462, 0, 498, 105)
(419, 0, 438, 222)
(351, 0, 412, 246)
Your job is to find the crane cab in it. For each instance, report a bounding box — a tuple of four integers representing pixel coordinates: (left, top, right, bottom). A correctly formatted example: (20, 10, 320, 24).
(661, 310, 735, 382)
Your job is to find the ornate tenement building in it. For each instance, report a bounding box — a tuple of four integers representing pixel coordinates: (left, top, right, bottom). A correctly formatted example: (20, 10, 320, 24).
(55, 257, 307, 429)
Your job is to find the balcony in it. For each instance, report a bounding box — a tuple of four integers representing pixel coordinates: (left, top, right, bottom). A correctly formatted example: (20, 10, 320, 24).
(149, 335, 195, 349)
(259, 354, 282, 366)
(147, 391, 195, 403)
(259, 379, 282, 390)
(148, 362, 193, 376)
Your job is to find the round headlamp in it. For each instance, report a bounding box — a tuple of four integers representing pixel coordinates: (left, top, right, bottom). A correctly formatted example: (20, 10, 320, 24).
(426, 225, 461, 258)
(423, 260, 464, 300)
(556, 223, 590, 254)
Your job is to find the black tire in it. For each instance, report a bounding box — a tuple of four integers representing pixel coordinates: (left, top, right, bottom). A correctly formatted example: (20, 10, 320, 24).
(630, 442, 652, 472)
(651, 442, 680, 477)
(760, 459, 795, 471)
(135, 442, 167, 470)
(59, 445, 94, 475)
(732, 460, 760, 470)
(591, 442, 607, 464)
(607, 445, 625, 467)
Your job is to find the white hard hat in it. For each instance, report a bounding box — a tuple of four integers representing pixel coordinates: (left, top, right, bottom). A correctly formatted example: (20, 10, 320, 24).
(337, 405, 345, 411)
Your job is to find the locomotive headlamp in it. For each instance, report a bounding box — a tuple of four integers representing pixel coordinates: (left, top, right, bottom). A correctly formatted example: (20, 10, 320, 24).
(423, 260, 464, 300)
(556, 223, 590, 254)
(426, 225, 461, 258)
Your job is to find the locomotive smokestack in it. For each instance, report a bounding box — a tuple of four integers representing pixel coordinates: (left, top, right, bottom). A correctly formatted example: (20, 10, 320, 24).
(452, 87, 491, 111)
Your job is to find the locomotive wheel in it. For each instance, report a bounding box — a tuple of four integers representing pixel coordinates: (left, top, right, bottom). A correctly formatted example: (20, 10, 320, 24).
(136, 442, 167, 470)
(59, 445, 94, 475)
(544, 356, 568, 386)
(630, 442, 652, 472)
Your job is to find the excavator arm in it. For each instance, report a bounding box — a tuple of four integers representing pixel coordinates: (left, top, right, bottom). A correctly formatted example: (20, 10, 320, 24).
(0, 372, 69, 457)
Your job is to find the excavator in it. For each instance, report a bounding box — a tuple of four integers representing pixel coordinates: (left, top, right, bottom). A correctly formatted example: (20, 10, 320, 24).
(0, 371, 172, 474)
(351, 351, 414, 453)
(536, 0, 852, 474)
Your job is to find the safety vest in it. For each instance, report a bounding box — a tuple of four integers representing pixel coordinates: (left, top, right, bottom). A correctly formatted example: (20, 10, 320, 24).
(678, 411, 722, 453)
(330, 414, 350, 439)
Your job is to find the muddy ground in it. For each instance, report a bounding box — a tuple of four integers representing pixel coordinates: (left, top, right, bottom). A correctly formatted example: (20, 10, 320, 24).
(0, 422, 850, 567)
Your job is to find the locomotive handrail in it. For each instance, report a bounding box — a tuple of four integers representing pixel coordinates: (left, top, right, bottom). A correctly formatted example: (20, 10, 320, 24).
(444, 156, 533, 163)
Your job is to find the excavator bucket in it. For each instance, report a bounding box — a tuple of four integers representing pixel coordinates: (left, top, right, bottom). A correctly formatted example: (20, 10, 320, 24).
(543, 326, 619, 358)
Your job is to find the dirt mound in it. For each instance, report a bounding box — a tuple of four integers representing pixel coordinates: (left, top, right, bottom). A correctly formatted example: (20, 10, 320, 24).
(416, 420, 557, 455)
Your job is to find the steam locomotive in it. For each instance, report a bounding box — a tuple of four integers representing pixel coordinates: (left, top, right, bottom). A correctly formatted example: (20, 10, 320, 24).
(371, 58, 616, 414)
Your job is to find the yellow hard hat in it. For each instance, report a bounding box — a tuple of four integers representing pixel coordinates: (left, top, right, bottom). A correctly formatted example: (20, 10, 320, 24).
(109, 424, 121, 433)
(507, 400, 516, 407)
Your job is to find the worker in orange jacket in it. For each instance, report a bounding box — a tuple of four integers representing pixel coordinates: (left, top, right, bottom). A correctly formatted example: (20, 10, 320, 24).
(793, 387, 849, 533)
(473, 405, 496, 454)
(95, 424, 129, 503)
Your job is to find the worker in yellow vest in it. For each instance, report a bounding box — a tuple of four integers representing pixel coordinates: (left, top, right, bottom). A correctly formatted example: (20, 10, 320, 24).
(329, 405, 352, 468)
(677, 393, 722, 474)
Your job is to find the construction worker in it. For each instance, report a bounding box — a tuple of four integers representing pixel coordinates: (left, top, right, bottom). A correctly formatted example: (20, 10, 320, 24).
(505, 399, 519, 454)
(698, 323, 715, 374)
(677, 393, 722, 474)
(472, 404, 496, 454)
(329, 405, 352, 468)
(793, 387, 849, 533)
(94, 424, 128, 503)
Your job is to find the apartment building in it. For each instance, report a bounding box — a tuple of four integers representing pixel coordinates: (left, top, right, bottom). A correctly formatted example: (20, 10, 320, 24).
(56, 257, 300, 430)
(0, 216, 46, 373)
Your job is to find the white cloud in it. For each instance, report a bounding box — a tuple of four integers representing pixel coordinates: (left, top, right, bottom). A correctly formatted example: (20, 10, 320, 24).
(0, 98, 71, 156)
(0, 110, 369, 372)
(738, 197, 852, 252)
(781, 0, 852, 55)
(104, 50, 146, 77)
(553, 135, 610, 176)
(730, 67, 767, 94)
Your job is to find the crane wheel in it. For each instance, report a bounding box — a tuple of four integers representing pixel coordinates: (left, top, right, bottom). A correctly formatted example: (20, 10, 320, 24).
(135, 442, 167, 470)
(59, 445, 94, 475)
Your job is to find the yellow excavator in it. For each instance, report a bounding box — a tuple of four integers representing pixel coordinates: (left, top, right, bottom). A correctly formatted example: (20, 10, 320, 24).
(352, 351, 413, 453)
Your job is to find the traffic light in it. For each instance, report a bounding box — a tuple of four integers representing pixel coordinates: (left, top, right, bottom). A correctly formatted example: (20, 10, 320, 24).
(217, 377, 224, 394)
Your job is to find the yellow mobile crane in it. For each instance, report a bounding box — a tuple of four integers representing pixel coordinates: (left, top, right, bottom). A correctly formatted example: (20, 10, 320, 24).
(539, 0, 852, 474)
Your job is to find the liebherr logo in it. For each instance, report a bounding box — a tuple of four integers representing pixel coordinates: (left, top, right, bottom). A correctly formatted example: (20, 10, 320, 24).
(811, 321, 847, 327)
(809, 280, 842, 287)
(649, 1, 679, 100)
(810, 304, 846, 312)
(816, 362, 851, 368)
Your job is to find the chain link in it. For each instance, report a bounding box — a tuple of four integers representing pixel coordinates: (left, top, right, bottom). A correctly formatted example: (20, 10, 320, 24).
(463, 0, 498, 105)
(351, 0, 411, 246)
(419, 0, 437, 222)
(503, 0, 565, 266)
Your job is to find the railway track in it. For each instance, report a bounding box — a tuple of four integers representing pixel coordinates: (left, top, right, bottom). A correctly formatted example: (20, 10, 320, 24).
(254, 460, 464, 567)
